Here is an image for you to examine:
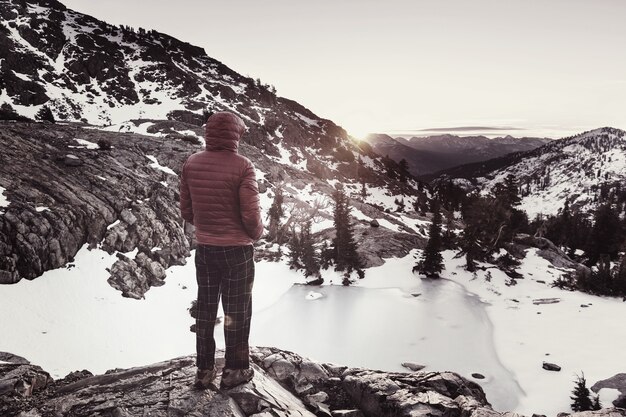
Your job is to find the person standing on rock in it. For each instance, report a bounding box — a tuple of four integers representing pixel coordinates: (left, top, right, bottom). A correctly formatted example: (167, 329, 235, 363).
(180, 111, 263, 389)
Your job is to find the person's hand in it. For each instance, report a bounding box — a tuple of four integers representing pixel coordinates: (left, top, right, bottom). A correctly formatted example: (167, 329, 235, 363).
(183, 220, 195, 235)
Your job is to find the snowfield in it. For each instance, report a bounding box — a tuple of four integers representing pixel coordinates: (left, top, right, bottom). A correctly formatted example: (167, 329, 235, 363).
(441, 249, 626, 416)
(481, 128, 626, 218)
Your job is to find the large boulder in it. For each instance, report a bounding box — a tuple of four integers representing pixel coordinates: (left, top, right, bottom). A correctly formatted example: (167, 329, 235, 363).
(592, 373, 626, 408)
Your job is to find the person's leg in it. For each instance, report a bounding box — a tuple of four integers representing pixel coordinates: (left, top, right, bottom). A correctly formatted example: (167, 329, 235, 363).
(221, 245, 255, 370)
(195, 245, 222, 371)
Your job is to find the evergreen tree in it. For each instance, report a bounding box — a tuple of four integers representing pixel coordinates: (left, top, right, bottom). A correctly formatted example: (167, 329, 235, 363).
(458, 195, 508, 268)
(414, 201, 443, 278)
(267, 187, 285, 242)
(360, 179, 367, 201)
(35, 105, 55, 123)
(320, 240, 333, 270)
(287, 227, 303, 270)
(398, 158, 409, 183)
(613, 256, 626, 296)
(331, 186, 363, 280)
(586, 204, 624, 265)
(383, 155, 397, 180)
(570, 373, 594, 412)
(493, 174, 521, 209)
(566, 211, 592, 258)
(299, 220, 321, 278)
(441, 210, 458, 250)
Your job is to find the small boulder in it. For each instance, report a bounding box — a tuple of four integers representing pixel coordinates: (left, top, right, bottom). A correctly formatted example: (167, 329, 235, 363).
(401, 362, 426, 372)
(471, 373, 486, 379)
(369, 219, 380, 228)
(542, 362, 561, 372)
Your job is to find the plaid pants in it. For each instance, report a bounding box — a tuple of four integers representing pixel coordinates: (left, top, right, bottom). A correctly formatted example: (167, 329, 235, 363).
(195, 244, 255, 370)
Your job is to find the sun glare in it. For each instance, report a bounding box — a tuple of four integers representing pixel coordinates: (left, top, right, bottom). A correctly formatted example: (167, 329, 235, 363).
(347, 127, 372, 141)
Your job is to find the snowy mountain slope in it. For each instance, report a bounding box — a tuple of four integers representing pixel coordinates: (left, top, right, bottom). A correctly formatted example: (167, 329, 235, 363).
(478, 127, 626, 218)
(0, 0, 350, 159)
(434, 127, 626, 218)
(365, 133, 549, 176)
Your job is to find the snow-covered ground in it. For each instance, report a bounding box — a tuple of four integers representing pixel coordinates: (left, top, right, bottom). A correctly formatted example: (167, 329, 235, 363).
(440, 249, 626, 416)
(0, 245, 295, 379)
(1, 245, 624, 416)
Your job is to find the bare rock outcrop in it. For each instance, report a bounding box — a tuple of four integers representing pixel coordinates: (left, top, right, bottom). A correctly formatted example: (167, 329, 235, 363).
(508, 234, 582, 270)
(3, 348, 626, 417)
(0, 122, 195, 297)
(0, 348, 493, 417)
(592, 374, 626, 408)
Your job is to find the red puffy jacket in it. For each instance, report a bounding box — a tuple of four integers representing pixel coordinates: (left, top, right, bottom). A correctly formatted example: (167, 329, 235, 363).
(180, 112, 263, 246)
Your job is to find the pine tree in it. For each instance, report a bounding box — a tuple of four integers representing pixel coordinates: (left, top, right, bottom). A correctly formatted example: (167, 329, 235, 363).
(383, 155, 397, 180)
(493, 174, 521, 209)
(299, 220, 321, 278)
(288, 227, 303, 270)
(398, 158, 409, 183)
(35, 105, 55, 123)
(441, 210, 457, 250)
(331, 186, 363, 280)
(570, 373, 594, 412)
(613, 256, 626, 296)
(267, 187, 285, 242)
(586, 204, 624, 265)
(414, 201, 444, 278)
(360, 179, 367, 201)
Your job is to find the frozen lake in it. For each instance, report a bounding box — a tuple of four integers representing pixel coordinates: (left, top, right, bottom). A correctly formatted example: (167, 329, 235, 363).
(0, 246, 522, 411)
(251, 280, 521, 411)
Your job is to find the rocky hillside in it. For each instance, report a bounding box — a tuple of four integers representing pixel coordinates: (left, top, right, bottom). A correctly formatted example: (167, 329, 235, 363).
(0, 0, 435, 295)
(365, 133, 549, 176)
(0, 117, 425, 298)
(436, 127, 626, 219)
(3, 347, 625, 417)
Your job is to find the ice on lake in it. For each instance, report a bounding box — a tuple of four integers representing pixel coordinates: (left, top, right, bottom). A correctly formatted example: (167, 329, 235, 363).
(251, 279, 521, 411)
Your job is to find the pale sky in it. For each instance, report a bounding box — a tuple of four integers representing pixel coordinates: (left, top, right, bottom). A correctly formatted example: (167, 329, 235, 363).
(61, 0, 626, 138)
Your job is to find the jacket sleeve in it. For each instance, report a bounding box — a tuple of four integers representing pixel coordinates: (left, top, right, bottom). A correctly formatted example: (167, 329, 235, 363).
(239, 161, 264, 241)
(179, 161, 194, 224)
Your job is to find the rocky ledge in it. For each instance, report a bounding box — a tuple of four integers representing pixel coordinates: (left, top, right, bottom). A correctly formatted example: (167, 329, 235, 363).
(2, 348, 625, 417)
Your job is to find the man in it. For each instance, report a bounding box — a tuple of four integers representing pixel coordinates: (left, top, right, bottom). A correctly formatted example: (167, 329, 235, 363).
(180, 111, 263, 389)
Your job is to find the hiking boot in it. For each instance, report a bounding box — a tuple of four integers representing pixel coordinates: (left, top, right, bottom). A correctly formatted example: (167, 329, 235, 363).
(220, 367, 254, 389)
(194, 366, 217, 389)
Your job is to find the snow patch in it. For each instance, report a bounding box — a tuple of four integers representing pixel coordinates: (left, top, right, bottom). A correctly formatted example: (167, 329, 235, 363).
(305, 291, 323, 300)
(106, 220, 120, 230)
(0, 187, 9, 208)
(73, 138, 99, 149)
(294, 113, 319, 127)
(146, 155, 177, 176)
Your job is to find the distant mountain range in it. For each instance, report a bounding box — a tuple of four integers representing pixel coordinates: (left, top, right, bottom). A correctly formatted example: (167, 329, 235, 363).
(365, 133, 550, 176)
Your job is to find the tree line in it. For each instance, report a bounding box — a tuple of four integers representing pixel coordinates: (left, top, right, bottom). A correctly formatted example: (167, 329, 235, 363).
(414, 174, 626, 298)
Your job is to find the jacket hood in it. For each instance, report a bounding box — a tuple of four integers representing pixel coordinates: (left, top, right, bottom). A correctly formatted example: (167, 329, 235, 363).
(204, 112, 246, 152)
